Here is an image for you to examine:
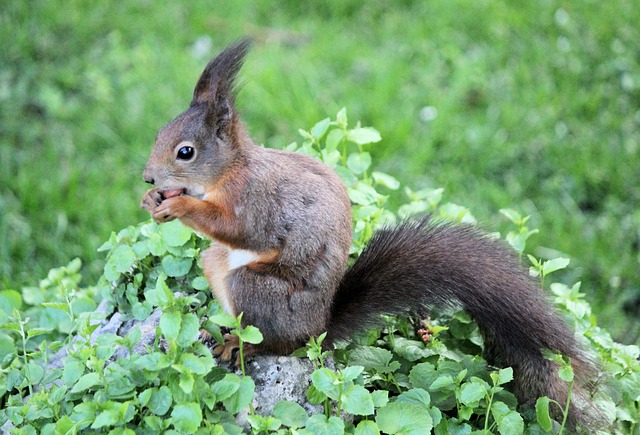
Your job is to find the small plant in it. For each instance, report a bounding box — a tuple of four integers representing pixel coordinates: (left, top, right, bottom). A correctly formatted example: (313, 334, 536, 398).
(207, 311, 264, 377)
(0, 110, 638, 433)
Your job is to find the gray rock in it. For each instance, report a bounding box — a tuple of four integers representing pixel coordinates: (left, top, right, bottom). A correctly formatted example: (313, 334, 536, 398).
(246, 355, 323, 416)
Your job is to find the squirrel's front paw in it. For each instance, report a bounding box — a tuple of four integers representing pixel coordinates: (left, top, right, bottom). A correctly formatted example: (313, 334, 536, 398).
(152, 196, 185, 223)
(140, 188, 163, 212)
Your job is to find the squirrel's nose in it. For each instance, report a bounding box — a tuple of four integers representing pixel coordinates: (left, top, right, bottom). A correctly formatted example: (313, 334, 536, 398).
(142, 166, 155, 185)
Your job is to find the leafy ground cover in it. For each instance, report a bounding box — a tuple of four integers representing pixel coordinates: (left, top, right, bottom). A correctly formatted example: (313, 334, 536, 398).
(0, 113, 638, 433)
(0, 1, 638, 343)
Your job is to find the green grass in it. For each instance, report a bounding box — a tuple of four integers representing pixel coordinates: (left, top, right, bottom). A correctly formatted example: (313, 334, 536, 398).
(1, 0, 639, 344)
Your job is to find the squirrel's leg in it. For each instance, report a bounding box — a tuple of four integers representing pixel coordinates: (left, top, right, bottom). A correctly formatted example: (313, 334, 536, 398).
(201, 244, 235, 315)
(226, 266, 331, 355)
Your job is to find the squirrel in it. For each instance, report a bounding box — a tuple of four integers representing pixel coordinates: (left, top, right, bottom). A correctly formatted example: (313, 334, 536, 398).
(141, 40, 601, 427)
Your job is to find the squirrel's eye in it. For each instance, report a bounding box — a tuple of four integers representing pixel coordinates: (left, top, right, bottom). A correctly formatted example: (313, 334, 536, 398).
(176, 146, 195, 160)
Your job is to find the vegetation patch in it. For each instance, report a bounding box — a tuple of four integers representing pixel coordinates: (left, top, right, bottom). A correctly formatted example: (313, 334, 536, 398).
(0, 113, 638, 433)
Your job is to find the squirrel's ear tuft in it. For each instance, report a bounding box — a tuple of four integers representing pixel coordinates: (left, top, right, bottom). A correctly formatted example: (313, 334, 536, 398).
(191, 39, 252, 132)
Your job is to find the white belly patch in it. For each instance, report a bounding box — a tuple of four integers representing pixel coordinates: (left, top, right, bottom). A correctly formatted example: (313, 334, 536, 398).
(227, 249, 260, 270)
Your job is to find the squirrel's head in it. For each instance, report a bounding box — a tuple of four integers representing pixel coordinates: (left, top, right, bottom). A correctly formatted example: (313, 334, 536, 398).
(143, 39, 252, 197)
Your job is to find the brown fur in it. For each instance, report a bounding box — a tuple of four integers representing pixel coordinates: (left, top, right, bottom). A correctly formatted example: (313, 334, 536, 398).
(141, 40, 602, 428)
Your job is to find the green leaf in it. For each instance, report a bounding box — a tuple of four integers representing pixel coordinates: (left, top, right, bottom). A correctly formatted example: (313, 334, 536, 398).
(558, 365, 574, 382)
(342, 384, 374, 416)
(497, 411, 524, 435)
(0, 322, 21, 332)
(310, 117, 331, 139)
(321, 148, 342, 167)
(211, 375, 241, 401)
(171, 402, 202, 434)
(209, 312, 238, 328)
(0, 334, 16, 363)
(0, 290, 22, 314)
(161, 255, 193, 277)
(71, 372, 101, 393)
(6, 368, 24, 390)
(26, 362, 44, 384)
(159, 220, 193, 247)
(247, 414, 282, 432)
(408, 362, 437, 389)
(306, 414, 345, 435)
(41, 302, 69, 312)
(371, 390, 390, 408)
(334, 166, 357, 186)
(179, 371, 195, 394)
(430, 374, 455, 391)
(505, 229, 538, 254)
(349, 188, 374, 205)
(535, 396, 552, 431)
(147, 232, 166, 256)
(355, 420, 380, 435)
(192, 276, 209, 290)
(325, 129, 344, 152)
(235, 325, 263, 344)
(496, 367, 513, 385)
(341, 365, 364, 382)
(298, 128, 313, 140)
(27, 327, 53, 339)
(138, 388, 153, 408)
(160, 311, 181, 341)
(306, 384, 327, 405)
(148, 386, 172, 415)
(397, 388, 431, 408)
(393, 337, 436, 362)
(439, 202, 476, 224)
(349, 346, 399, 374)
(458, 405, 474, 420)
(347, 152, 372, 174)
(457, 381, 487, 406)
(336, 107, 348, 126)
(111, 245, 136, 273)
(376, 402, 433, 435)
(272, 401, 308, 429)
(63, 359, 85, 386)
(372, 171, 400, 190)
(311, 368, 340, 400)
(136, 352, 173, 371)
(347, 127, 381, 145)
(490, 401, 511, 422)
(177, 312, 200, 347)
(542, 257, 570, 276)
(222, 375, 255, 414)
(180, 353, 211, 375)
(499, 208, 522, 225)
(91, 408, 120, 429)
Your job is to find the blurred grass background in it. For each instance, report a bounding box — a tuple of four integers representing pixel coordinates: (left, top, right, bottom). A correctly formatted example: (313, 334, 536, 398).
(1, 0, 638, 344)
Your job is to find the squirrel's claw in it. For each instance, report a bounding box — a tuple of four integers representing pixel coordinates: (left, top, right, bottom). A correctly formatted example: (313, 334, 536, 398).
(211, 333, 240, 362)
(205, 333, 255, 366)
(152, 197, 184, 223)
(141, 188, 163, 212)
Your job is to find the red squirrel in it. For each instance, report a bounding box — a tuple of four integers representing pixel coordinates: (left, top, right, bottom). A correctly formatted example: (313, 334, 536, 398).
(141, 40, 600, 426)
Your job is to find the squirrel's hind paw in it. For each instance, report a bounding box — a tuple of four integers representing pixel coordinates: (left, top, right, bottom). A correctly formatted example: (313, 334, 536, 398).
(210, 333, 240, 362)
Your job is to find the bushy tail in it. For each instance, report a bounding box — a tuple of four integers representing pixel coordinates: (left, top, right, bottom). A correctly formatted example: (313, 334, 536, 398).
(327, 217, 600, 427)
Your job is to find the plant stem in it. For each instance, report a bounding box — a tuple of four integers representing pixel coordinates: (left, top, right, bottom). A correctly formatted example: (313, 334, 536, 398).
(17, 314, 33, 396)
(484, 391, 494, 433)
(558, 379, 574, 435)
(238, 337, 246, 377)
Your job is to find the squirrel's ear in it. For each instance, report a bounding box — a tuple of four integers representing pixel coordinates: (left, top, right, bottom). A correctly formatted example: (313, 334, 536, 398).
(191, 39, 252, 134)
